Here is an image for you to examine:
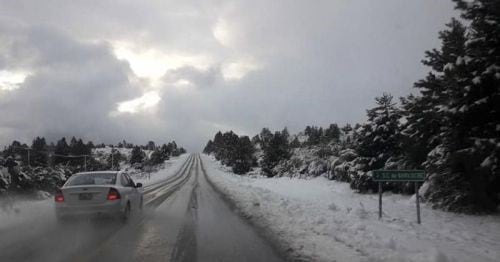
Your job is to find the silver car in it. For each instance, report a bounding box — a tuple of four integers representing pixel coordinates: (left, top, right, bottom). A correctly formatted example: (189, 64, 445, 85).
(55, 171, 143, 222)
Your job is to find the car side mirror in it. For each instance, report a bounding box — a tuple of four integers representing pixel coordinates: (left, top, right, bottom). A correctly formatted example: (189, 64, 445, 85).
(135, 183, 143, 188)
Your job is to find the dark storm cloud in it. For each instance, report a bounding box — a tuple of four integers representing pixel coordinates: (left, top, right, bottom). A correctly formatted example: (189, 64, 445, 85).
(0, 21, 140, 143)
(0, 0, 458, 151)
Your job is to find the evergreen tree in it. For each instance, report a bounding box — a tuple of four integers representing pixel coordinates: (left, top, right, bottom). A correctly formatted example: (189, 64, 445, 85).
(341, 123, 353, 145)
(401, 18, 468, 169)
(204, 131, 255, 174)
(358, 93, 401, 167)
(281, 127, 290, 142)
(65, 138, 91, 166)
(203, 140, 215, 154)
(318, 127, 324, 143)
(147, 141, 156, 151)
(259, 128, 273, 150)
(107, 149, 123, 170)
(324, 123, 341, 142)
(304, 126, 312, 137)
(149, 149, 165, 165)
(420, 1, 500, 212)
(219, 131, 239, 165)
(306, 126, 322, 145)
(290, 137, 301, 148)
(352, 93, 401, 192)
(31, 137, 48, 166)
(4, 141, 29, 165)
(54, 137, 70, 165)
(5, 140, 20, 155)
(341, 124, 352, 134)
(69, 137, 78, 150)
(178, 147, 186, 154)
(130, 146, 145, 165)
(72, 139, 90, 155)
(170, 141, 180, 156)
(251, 135, 261, 146)
(232, 136, 256, 174)
(262, 131, 291, 177)
(212, 132, 224, 160)
(160, 144, 171, 159)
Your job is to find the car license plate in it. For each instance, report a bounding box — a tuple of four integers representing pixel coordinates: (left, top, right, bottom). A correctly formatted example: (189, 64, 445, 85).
(79, 193, 93, 200)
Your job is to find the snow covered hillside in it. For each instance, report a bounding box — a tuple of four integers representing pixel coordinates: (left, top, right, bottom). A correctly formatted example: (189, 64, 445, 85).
(130, 154, 189, 186)
(202, 155, 500, 262)
(93, 147, 153, 163)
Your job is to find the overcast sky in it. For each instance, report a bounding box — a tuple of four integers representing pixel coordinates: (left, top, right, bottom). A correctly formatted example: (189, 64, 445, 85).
(0, 0, 457, 151)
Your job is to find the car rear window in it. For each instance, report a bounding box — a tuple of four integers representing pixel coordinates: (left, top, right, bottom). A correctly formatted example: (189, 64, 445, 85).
(66, 173, 117, 186)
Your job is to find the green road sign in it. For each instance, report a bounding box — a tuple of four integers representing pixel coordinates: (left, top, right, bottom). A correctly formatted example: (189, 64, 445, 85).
(373, 170, 425, 181)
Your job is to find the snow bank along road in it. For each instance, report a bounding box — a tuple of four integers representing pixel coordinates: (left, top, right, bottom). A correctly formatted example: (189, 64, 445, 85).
(203, 155, 500, 262)
(0, 154, 284, 262)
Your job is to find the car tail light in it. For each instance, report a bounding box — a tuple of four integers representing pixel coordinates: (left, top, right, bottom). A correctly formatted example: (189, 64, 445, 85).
(55, 189, 64, 202)
(107, 188, 121, 201)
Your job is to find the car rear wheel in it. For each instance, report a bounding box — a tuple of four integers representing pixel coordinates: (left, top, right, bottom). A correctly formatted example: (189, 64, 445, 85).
(122, 202, 131, 223)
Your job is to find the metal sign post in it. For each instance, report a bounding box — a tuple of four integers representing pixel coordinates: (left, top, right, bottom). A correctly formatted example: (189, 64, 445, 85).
(373, 170, 425, 224)
(378, 182, 382, 220)
(415, 182, 421, 224)
(144, 165, 152, 180)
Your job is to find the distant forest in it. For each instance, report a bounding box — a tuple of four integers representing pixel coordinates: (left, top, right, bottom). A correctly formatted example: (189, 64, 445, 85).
(0, 137, 186, 195)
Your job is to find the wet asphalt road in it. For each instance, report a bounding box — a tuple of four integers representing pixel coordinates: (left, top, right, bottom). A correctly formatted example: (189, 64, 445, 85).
(0, 154, 284, 262)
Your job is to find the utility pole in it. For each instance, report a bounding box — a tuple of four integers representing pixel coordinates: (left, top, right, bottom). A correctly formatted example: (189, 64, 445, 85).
(48, 153, 53, 168)
(27, 148, 31, 167)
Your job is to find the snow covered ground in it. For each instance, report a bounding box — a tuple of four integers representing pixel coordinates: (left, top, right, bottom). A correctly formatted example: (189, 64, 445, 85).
(130, 154, 189, 186)
(0, 195, 54, 233)
(93, 147, 188, 186)
(202, 154, 500, 262)
(93, 147, 153, 169)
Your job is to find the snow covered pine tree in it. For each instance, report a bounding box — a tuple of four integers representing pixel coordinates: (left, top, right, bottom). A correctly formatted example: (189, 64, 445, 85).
(352, 93, 402, 193)
(412, 0, 500, 213)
